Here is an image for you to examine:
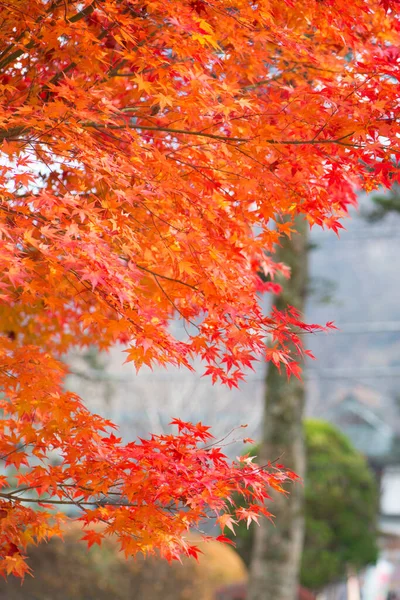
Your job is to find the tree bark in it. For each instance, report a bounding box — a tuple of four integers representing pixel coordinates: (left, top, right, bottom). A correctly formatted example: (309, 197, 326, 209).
(247, 216, 309, 600)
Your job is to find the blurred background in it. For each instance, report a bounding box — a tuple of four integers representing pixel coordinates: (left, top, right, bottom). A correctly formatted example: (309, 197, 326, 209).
(2, 190, 400, 599)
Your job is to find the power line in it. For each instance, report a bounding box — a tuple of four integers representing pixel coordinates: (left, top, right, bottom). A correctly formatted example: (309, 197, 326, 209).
(107, 367, 400, 382)
(306, 367, 400, 380)
(323, 321, 400, 334)
(312, 231, 400, 242)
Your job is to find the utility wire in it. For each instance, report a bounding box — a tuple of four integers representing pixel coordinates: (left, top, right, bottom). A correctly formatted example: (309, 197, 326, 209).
(316, 321, 400, 334)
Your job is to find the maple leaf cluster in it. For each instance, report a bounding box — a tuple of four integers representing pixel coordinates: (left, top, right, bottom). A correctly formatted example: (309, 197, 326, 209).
(0, 0, 399, 578)
(0, 345, 292, 577)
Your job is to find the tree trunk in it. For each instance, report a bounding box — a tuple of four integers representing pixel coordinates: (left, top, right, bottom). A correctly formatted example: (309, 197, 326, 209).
(247, 217, 309, 600)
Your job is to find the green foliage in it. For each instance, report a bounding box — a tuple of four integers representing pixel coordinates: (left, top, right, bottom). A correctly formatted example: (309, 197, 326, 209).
(231, 419, 378, 590)
(301, 420, 378, 588)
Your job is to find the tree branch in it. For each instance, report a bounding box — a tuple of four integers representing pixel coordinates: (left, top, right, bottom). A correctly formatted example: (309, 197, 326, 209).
(136, 264, 200, 291)
(84, 121, 358, 147)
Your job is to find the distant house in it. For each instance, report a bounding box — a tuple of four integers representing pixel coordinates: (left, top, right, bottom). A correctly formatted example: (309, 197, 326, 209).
(381, 466, 400, 538)
(325, 392, 394, 462)
(323, 388, 400, 540)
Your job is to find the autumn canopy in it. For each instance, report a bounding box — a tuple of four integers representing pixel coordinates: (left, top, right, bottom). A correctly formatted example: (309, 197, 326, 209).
(0, 0, 399, 579)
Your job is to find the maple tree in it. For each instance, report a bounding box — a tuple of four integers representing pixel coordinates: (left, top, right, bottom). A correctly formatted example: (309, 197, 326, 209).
(0, 0, 400, 581)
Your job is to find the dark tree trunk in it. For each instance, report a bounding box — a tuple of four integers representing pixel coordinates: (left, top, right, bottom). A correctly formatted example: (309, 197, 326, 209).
(247, 217, 309, 600)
